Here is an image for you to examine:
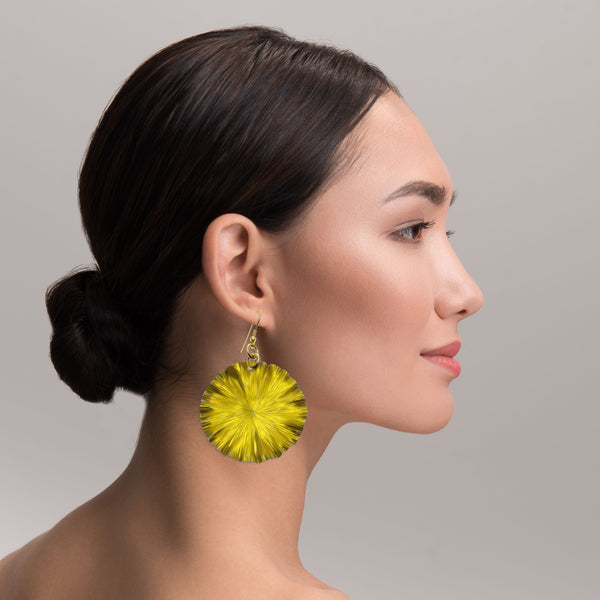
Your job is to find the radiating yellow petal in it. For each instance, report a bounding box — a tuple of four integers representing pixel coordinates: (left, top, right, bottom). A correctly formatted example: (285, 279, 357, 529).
(199, 360, 307, 463)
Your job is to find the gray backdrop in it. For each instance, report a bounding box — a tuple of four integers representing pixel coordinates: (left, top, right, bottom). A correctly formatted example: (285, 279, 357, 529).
(1, 1, 598, 598)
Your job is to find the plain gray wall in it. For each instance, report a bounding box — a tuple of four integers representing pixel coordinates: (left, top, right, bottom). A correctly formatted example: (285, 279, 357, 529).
(1, 1, 598, 599)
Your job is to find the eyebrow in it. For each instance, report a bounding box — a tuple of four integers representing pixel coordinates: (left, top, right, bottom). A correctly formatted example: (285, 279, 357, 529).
(380, 180, 456, 207)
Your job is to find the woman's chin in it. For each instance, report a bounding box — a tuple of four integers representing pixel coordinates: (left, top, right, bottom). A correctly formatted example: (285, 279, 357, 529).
(389, 396, 455, 434)
(418, 403, 454, 434)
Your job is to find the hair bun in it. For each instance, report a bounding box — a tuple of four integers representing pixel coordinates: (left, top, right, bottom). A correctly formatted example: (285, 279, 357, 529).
(45, 268, 148, 402)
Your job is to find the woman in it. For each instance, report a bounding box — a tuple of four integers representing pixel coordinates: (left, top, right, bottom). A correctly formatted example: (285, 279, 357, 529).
(0, 25, 483, 599)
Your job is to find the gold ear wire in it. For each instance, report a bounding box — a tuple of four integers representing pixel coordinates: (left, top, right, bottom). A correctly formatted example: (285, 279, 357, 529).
(240, 309, 262, 369)
(240, 309, 262, 352)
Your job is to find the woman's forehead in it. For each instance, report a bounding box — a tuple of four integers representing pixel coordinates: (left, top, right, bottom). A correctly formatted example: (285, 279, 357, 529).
(352, 92, 440, 169)
(327, 93, 451, 204)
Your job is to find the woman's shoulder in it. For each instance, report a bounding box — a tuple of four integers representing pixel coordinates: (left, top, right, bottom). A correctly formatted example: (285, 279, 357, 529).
(0, 542, 26, 599)
(0, 530, 62, 600)
(0, 540, 353, 600)
(0, 502, 107, 599)
(0, 505, 353, 600)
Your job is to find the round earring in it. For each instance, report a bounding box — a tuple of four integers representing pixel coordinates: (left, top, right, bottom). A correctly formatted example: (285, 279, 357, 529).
(199, 309, 307, 463)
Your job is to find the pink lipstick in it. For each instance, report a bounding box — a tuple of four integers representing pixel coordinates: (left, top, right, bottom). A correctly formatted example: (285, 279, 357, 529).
(421, 340, 462, 377)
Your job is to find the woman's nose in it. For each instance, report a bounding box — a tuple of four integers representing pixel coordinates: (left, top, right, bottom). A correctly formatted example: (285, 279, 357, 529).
(434, 248, 484, 321)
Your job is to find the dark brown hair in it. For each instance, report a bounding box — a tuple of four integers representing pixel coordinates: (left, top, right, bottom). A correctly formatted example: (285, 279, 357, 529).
(45, 25, 399, 403)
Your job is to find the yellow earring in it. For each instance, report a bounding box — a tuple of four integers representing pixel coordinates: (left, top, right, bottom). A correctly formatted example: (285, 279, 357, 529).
(199, 309, 307, 463)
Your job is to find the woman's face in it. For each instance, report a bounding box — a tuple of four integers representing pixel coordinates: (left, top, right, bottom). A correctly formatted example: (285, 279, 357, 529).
(266, 91, 484, 434)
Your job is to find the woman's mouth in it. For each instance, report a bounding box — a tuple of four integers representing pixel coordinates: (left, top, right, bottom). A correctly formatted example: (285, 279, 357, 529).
(421, 354, 461, 377)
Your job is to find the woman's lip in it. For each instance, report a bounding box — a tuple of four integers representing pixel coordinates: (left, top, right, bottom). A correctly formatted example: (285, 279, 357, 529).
(421, 340, 461, 357)
(421, 354, 461, 377)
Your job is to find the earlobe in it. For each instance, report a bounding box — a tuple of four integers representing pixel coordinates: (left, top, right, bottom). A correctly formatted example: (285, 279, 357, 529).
(201, 213, 271, 325)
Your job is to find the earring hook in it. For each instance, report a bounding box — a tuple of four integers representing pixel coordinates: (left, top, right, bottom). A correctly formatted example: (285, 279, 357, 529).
(240, 309, 262, 354)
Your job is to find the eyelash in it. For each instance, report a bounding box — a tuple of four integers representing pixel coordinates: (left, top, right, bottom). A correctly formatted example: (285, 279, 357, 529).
(392, 219, 455, 242)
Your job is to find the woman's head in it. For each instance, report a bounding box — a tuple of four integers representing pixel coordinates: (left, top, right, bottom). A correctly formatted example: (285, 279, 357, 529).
(237, 92, 485, 434)
(45, 25, 397, 403)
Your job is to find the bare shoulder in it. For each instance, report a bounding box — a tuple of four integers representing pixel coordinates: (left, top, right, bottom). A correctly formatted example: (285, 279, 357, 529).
(0, 504, 353, 600)
(0, 503, 107, 600)
(0, 531, 55, 600)
(0, 544, 22, 599)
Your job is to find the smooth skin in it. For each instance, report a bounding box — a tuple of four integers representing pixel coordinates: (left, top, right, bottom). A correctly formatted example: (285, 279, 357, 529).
(0, 91, 483, 599)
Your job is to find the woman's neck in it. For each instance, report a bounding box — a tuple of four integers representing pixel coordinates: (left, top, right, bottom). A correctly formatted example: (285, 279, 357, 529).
(107, 382, 348, 589)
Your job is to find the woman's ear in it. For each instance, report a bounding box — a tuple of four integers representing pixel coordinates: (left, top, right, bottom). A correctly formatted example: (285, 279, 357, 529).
(201, 213, 275, 328)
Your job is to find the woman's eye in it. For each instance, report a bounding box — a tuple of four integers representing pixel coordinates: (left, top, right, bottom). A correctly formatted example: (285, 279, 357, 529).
(392, 220, 455, 242)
